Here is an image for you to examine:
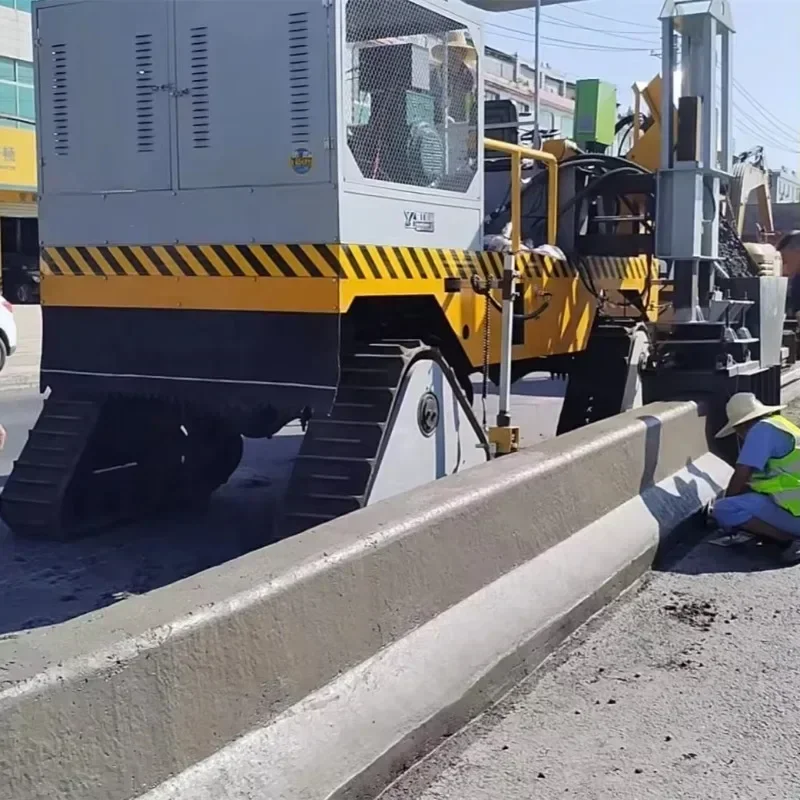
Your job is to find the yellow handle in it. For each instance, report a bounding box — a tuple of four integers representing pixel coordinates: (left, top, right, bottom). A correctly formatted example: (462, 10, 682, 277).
(483, 138, 559, 251)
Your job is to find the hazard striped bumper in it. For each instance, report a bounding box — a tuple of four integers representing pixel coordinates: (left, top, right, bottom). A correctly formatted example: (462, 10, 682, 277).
(40, 243, 654, 313)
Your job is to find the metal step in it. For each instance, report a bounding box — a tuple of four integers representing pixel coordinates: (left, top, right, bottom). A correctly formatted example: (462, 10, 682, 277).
(296, 493, 363, 518)
(341, 354, 407, 387)
(289, 456, 374, 497)
(329, 386, 396, 423)
(300, 421, 384, 460)
(282, 341, 421, 535)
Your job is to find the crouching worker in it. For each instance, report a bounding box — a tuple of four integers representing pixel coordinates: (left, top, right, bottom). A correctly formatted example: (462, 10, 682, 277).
(713, 392, 800, 563)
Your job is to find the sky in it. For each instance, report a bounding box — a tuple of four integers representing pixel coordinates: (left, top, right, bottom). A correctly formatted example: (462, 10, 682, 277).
(482, 0, 800, 172)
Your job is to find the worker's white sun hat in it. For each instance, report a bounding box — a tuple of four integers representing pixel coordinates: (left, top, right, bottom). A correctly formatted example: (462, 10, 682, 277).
(715, 392, 785, 439)
(431, 31, 478, 67)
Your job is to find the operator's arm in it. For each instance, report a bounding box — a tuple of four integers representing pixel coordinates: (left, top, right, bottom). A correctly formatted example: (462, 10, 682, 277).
(725, 464, 754, 497)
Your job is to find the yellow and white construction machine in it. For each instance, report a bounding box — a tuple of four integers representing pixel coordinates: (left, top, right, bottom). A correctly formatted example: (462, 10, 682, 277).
(0, 0, 786, 540)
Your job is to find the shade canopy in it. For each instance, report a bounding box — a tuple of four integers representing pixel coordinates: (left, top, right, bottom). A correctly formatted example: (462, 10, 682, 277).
(463, 0, 587, 11)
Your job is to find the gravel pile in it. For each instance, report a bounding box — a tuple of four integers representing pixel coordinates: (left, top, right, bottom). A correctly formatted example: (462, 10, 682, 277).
(718, 217, 759, 278)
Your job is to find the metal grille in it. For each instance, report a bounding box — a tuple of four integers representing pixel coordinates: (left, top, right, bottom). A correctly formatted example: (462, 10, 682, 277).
(134, 33, 155, 153)
(288, 10, 311, 147)
(344, 0, 478, 194)
(189, 26, 210, 149)
(51, 42, 69, 155)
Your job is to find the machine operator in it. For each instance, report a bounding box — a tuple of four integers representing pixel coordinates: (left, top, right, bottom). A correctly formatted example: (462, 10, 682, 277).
(430, 30, 476, 125)
(712, 392, 800, 564)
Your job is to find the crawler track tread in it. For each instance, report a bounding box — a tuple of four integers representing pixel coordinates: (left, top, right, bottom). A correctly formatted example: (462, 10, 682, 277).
(1, 395, 244, 540)
(0, 398, 103, 538)
(282, 340, 427, 535)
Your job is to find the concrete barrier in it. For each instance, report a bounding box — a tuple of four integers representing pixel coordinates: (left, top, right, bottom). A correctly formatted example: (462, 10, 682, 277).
(0, 401, 730, 800)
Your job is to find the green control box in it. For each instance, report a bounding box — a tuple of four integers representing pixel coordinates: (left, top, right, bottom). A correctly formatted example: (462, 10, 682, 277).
(574, 79, 617, 149)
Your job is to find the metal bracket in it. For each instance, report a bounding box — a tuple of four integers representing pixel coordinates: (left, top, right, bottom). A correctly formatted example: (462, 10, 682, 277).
(488, 425, 520, 456)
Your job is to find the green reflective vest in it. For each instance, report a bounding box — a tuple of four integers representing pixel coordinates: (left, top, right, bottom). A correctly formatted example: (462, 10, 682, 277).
(749, 415, 800, 516)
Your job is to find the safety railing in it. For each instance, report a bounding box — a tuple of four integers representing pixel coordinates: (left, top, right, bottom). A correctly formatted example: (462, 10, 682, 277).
(483, 138, 558, 250)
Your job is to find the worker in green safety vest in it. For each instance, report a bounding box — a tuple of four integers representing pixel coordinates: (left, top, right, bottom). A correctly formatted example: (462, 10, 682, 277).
(431, 31, 477, 126)
(712, 392, 800, 563)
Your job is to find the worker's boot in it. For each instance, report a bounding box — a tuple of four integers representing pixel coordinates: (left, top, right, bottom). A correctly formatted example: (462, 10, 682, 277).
(779, 539, 800, 565)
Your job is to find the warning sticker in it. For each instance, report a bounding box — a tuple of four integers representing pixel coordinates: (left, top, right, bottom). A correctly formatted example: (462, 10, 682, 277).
(290, 148, 314, 175)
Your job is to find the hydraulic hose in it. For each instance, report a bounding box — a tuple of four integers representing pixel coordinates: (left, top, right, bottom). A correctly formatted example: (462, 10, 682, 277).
(470, 274, 552, 321)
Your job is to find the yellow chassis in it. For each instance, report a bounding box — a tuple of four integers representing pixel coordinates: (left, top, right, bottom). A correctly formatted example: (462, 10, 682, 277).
(41, 243, 658, 370)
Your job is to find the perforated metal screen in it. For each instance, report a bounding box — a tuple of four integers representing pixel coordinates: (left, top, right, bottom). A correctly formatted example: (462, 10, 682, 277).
(344, 0, 479, 194)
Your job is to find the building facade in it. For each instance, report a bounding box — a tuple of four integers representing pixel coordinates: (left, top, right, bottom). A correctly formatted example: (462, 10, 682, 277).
(771, 168, 800, 206)
(483, 46, 575, 139)
(0, 0, 38, 301)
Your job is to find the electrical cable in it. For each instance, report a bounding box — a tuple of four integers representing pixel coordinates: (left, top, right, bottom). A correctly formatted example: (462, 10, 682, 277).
(539, 15, 658, 43)
(485, 24, 657, 52)
(554, 6, 659, 31)
(732, 102, 800, 155)
(469, 274, 552, 322)
(734, 80, 800, 141)
(495, 12, 659, 45)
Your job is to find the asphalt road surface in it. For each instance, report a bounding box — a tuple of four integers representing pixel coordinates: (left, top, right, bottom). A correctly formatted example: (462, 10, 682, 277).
(0, 307, 565, 639)
(381, 539, 800, 800)
(0, 388, 41, 484)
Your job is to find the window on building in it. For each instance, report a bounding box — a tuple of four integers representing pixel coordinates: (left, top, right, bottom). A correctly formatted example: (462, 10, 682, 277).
(517, 102, 531, 115)
(544, 76, 563, 95)
(485, 90, 501, 101)
(485, 59, 504, 78)
(0, 0, 32, 11)
(0, 57, 35, 129)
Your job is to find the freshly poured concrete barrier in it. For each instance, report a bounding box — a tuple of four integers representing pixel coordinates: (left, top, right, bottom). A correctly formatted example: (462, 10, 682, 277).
(0, 402, 730, 800)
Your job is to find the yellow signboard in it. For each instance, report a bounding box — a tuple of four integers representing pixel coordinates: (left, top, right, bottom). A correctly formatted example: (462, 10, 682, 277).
(0, 127, 37, 193)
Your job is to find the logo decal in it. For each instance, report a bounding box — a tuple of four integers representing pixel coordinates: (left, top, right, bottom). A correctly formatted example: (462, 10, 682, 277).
(403, 210, 435, 233)
(290, 148, 314, 175)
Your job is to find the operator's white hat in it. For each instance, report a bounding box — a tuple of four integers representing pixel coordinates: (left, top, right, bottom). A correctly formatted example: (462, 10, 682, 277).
(432, 31, 477, 67)
(715, 391, 785, 439)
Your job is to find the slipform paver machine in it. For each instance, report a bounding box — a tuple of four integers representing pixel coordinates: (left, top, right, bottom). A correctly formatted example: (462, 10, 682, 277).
(0, 0, 786, 539)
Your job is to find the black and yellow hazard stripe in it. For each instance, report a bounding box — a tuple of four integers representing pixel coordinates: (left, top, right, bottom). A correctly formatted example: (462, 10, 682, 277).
(581, 255, 653, 281)
(41, 244, 653, 283)
(40, 244, 344, 279)
(39, 244, 504, 281)
(339, 245, 502, 281)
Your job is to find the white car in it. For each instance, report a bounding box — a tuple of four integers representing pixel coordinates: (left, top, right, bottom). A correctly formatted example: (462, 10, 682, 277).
(0, 296, 18, 372)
